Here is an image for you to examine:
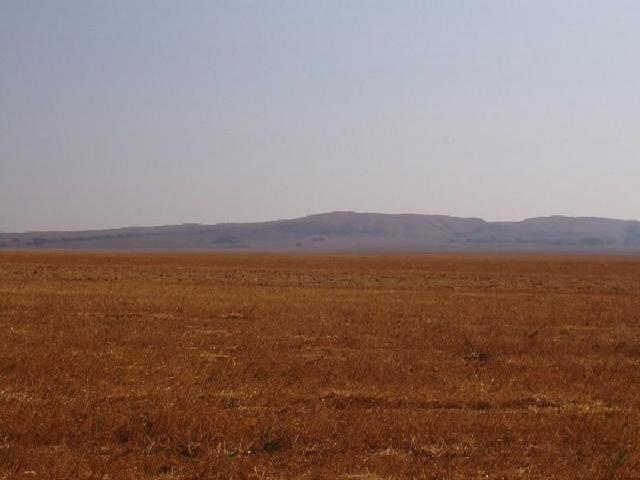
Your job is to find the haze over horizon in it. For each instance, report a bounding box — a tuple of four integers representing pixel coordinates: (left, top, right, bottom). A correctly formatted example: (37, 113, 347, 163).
(3, 210, 640, 235)
(2, 1, 639, 232)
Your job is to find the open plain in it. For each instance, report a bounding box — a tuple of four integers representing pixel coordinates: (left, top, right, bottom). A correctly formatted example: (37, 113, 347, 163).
(1, 252, 639, 479)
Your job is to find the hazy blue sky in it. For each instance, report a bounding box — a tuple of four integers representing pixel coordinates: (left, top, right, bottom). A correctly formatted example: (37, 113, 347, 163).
(2, 1, 639, 231)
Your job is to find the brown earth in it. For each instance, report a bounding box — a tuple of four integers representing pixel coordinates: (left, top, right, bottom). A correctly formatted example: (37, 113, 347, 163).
(1, 252, 639, 479)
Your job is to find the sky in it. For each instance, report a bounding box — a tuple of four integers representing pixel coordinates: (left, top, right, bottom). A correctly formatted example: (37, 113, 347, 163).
(1, 1, 639, 232)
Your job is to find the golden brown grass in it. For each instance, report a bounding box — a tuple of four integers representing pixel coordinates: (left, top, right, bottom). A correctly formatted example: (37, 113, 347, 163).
(1, 252, 639, 479)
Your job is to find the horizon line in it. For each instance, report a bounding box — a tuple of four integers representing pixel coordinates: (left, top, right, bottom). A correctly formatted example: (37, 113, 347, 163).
(3, 210, 639, 235)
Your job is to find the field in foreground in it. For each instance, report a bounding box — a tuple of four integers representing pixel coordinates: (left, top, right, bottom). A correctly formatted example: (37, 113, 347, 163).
(1, 253, 639, 479)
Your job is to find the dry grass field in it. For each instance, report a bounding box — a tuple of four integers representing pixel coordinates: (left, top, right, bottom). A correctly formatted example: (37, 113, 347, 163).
(1, 252, 639, 479)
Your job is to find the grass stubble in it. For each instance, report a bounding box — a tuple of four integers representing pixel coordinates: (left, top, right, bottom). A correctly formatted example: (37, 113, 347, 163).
(0, 252, 639, 479)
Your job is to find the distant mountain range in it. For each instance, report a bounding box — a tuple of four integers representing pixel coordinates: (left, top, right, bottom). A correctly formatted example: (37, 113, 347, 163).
(2, 212, 640, 252)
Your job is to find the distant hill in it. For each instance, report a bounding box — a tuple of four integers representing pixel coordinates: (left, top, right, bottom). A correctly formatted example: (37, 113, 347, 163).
(2, 212, 640, 252)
